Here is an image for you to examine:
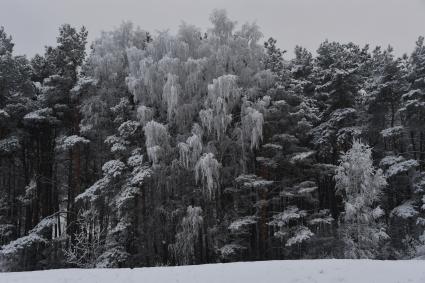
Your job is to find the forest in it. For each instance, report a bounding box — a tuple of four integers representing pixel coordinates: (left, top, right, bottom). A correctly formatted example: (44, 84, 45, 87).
(0, 9, 425, 271)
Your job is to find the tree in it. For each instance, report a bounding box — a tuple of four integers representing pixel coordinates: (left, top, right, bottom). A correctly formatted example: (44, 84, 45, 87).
(400, 37, 425, 168)
(335, 140, 388, 258)
(195, 153, 221, 199)
(4, 8, 425, 271)
(263, 37, 285, 80)
(170, 206, 203, 265)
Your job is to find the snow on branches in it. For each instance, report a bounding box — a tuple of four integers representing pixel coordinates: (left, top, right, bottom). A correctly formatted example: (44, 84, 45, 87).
(386, 159, 419, 178)
(178, 125, 203, 169)
(269, 206, 307, 227)
(136, 105, 154, 126)
(335, 141, 387, 211)
(285, 226, 314, 247)
(23, 108, 59, 126)
(56, 135, 90, 151)
(144, 120, 169, 164)
(390, 201, 419, 219)
(0, 216, 57, 270)
(268, 206, 315, 247)
(229, 216, 257, 233)
(118, 121, 140, 139)
(242, 106, 264, 150)
(200, 75, 240, 139)
(206, 75, 240, 110)
(195, 153, 221, 198)
(335, 140, 388, 258)
(171, 206, 203, 265)
(162, 73, 180, 122)
(102, 160, 126, 178)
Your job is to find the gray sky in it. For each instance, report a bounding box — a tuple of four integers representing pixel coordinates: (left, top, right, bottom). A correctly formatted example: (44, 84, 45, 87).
(1, 0, 425, 58)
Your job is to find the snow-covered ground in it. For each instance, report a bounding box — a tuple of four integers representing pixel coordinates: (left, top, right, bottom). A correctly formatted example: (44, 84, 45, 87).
(1, 260, 424, 283)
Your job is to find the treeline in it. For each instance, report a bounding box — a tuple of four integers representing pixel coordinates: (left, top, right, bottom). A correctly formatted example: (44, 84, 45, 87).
(0, 10, 425, 271)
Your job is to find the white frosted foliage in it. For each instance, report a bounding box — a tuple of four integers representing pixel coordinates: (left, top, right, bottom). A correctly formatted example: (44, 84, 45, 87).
(162, 73, 180, 122)
(335, 140, 388, 259)
(136, 105, 154, 126)
(195, 153, 221, 198)
(199, 75, 240, 139)
(242, 106, 264, 150)
(102, 160, 126, 178)
(144, 120, 169, 164)
(178, 130, 203, 169)
(285, 226, 314, 247)
(171, 206, 203, 265)
(199, 108, 214, 134)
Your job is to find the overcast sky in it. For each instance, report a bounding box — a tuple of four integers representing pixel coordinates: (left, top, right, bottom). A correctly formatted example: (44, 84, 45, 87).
(1, 0, 425, 58)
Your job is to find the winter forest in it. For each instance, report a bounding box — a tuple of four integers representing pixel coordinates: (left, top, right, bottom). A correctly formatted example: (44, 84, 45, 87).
(1, 9, 425, 271)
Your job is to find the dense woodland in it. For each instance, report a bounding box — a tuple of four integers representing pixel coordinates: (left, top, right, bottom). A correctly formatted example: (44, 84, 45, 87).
(1, 10, 425, 271)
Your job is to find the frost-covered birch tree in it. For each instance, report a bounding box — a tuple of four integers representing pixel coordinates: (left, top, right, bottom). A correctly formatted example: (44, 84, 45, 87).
(335, 140, 389, 258)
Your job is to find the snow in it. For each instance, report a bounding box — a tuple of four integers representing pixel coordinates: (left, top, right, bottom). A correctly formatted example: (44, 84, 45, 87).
(130, 165, 152, 186)
(102, 160, 126, 178)
(162, 73, 180, 121)
(57, 135, 90, 151)
(242, 106, 264, 150)
(200, 75, 240, 139)
(402, 89, 423, 100)
(118, 121, 140, 139)
(262, 143, 283, 150)
(386, 159, 419, 177)
(0, 109, 10, 119)
(380, 126, 404, 138)
(1, 260, 425, 283)
(76, 177, 110, 202)
(235, 174, 274, 189)
(390, 201, 418, 219)
(127, 154, 144, 167)
(195, 153, 221, 198)
(0, 216, 56, 258)
(23, 108, 59, 125)
(379, 155, 404, 168)
(291, 151, 315, 163)
(71, 77, 96, 94)
(105, 135, 129, 153)
(308, 215, 333, 225)
(178, 133, 203, 169)
(285, 226, 314, 246)
(272, 100, 288, 107)
(229, 216, 257, 232)
(269, 206, 307, 227)
(136, 105, 154, 126)
(0, 234, 47, 256)
(218, 244, 245, 257)
(144, 120, 169, 163)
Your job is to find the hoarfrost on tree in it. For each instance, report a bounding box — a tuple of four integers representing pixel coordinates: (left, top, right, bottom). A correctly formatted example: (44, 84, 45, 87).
(335, 140, 388, 259)
(195, 153, 221, 198)
(56, 135, 90, 151)
(390, 201, 419, 219)
(285, 226, 314, 247)
(162, 73, 180, 122)
(229, 216, 257, 232)
(102, 160, 126, 178)
(171, 206, 203, 265)
(144, 120, 169, 164)
(242, 106, 264, 150)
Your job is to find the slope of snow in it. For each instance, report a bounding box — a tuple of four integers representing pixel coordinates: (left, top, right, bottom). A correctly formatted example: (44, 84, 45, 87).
(1, 260, 425, 283)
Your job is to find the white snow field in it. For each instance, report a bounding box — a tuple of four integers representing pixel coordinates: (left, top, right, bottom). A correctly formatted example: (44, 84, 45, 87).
(1, 260, 424, 283)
